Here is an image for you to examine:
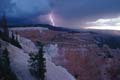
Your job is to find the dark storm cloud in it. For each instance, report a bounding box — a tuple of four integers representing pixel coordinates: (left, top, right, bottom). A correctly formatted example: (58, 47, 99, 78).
(1, 0, 120, 26)
(0, 0, 12, 15)
(0, 0, 51, 20)
(52, 0, 120, 22)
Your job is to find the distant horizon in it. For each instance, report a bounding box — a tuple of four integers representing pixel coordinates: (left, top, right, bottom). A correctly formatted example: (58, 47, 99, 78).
(0, 0, 120, 30)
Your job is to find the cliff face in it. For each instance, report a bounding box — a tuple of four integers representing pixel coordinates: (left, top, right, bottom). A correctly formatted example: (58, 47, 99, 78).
(0, 34, 76, 80)
(11, 27, 120, 80)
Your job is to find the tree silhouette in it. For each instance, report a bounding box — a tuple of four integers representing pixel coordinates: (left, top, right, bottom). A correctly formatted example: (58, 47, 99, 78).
(0, 48, 18, 80)
(29, 43, 46, 80)
(0, 14, 9, 37)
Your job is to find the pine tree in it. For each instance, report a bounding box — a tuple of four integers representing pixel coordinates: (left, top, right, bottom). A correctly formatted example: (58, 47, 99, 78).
(11, 31, 15, 41)
(0, 15, 10, 42)
(28, 53, 38, 76)
(29, 43, 46, 80)
(37, 44, 46, 80)
(0, 48, 18, 80)
(1, 48, 10, 70)
(0, 14, 9, 37)
(10, 32, 22, 49)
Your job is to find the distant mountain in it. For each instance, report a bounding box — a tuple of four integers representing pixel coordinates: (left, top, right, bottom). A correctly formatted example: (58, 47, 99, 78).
(9, 24, 82, 33)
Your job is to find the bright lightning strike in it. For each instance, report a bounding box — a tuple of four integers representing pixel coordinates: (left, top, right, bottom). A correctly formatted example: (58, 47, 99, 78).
(49, 13, 55, 26)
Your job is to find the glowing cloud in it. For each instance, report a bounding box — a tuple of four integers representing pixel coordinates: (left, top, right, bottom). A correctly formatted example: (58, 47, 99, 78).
(85, 16, 120, 30)
(85, 26, 120, 31)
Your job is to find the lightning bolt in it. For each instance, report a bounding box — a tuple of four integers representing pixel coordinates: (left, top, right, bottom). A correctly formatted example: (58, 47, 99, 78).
(49, 13, 55, 26)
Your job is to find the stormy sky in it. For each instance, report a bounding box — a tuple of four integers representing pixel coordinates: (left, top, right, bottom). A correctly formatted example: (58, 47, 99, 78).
(0, 0, 120, 28)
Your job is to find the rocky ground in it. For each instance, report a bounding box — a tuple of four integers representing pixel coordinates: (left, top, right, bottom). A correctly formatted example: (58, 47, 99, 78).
(11, 27, 120, 80)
